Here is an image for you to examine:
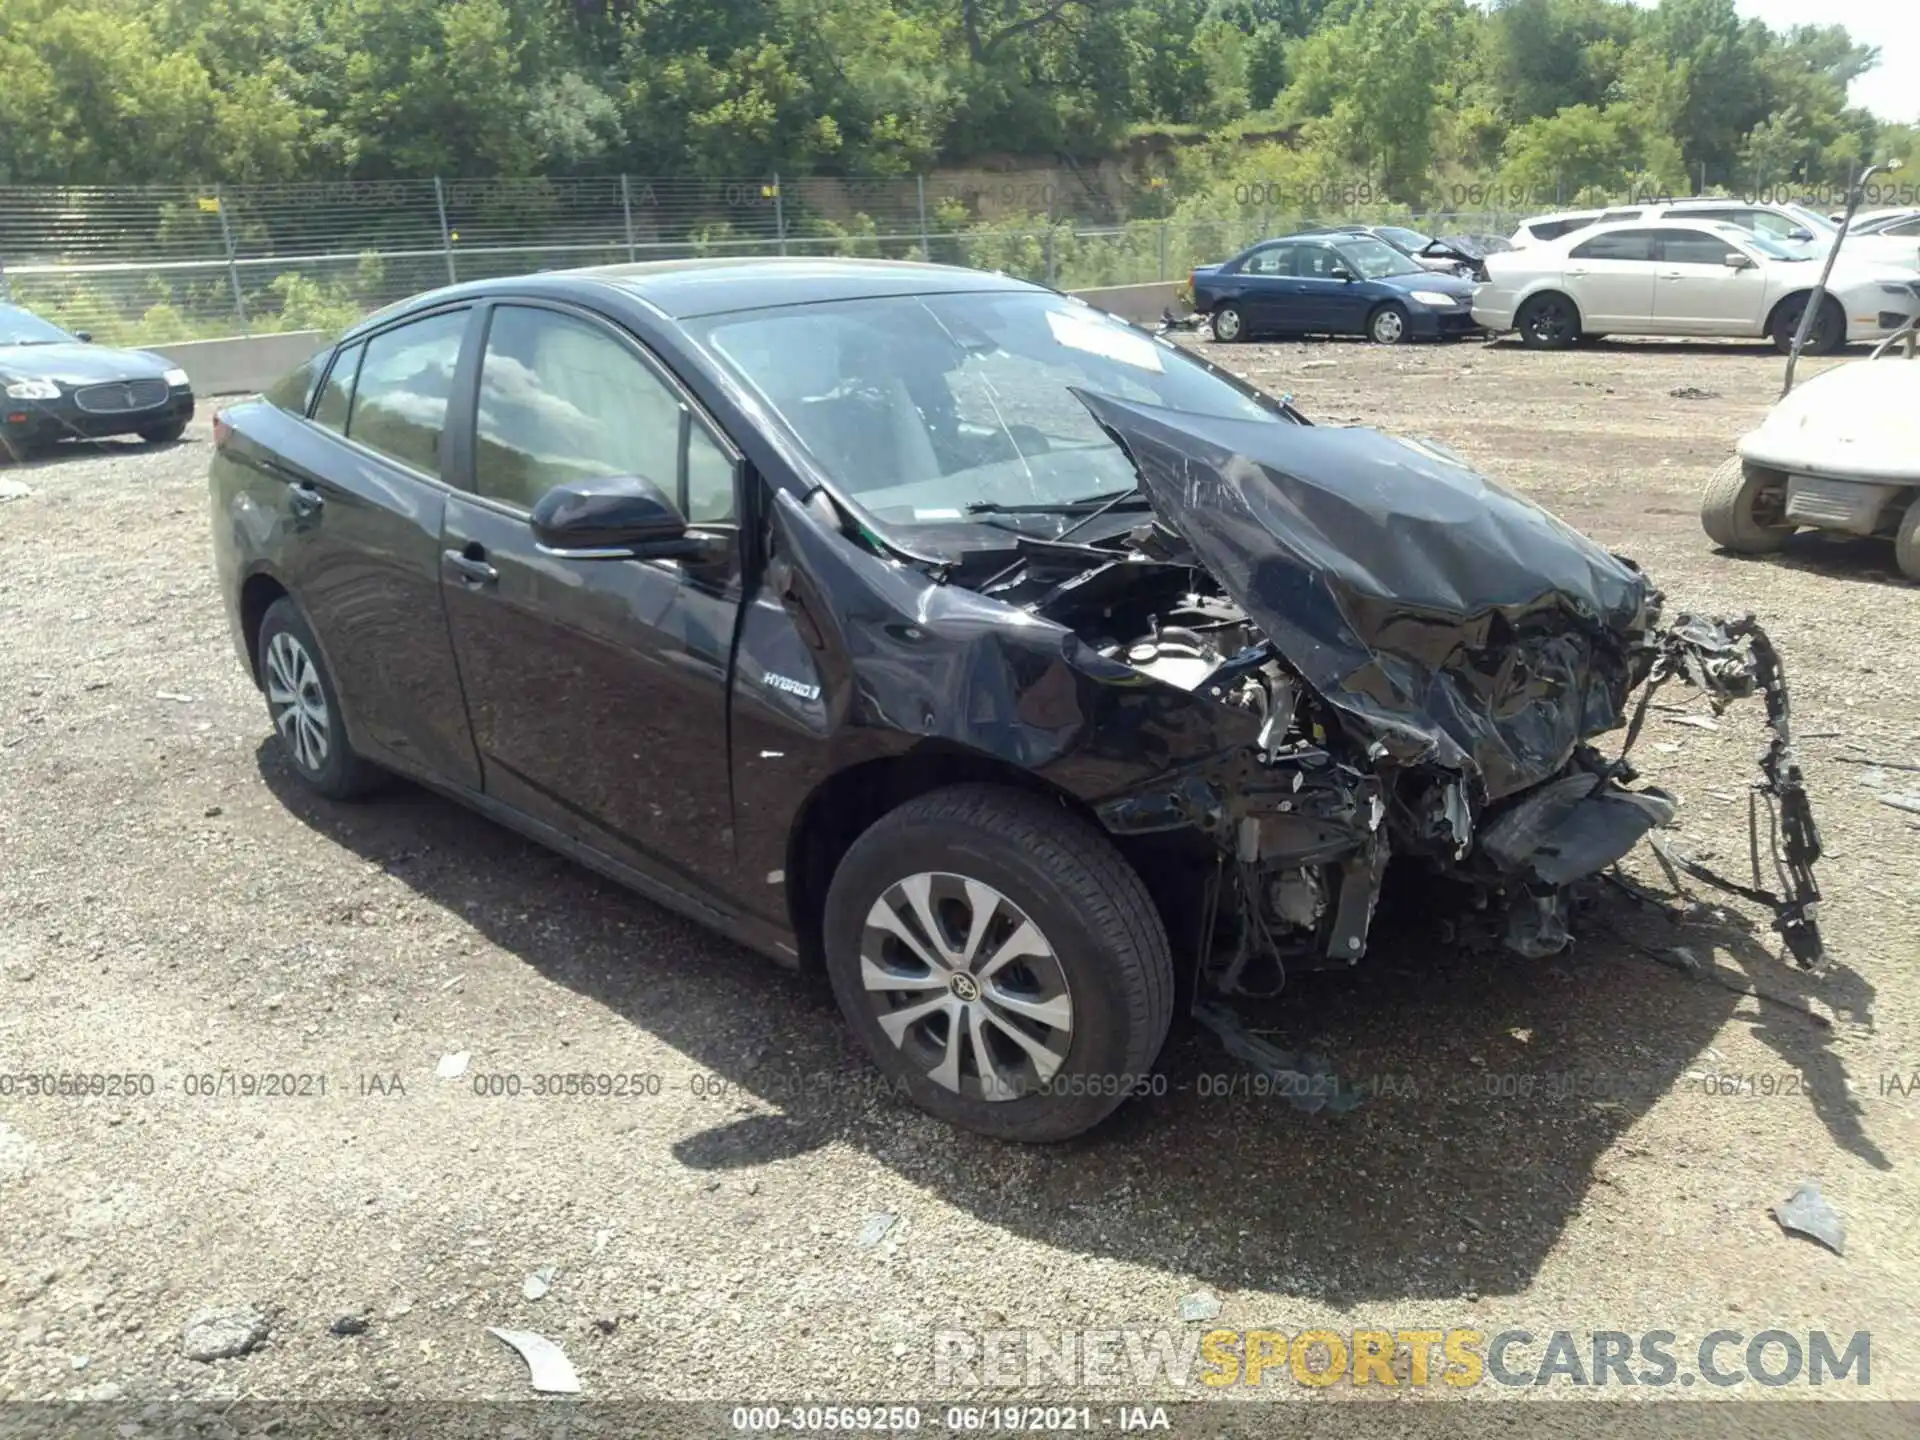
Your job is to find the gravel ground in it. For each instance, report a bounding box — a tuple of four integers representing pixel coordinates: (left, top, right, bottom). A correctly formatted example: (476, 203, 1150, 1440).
(1, 336, 1916, 1425)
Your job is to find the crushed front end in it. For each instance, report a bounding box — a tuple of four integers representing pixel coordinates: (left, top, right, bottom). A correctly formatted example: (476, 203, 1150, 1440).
(1000, 395, 1825, 1028)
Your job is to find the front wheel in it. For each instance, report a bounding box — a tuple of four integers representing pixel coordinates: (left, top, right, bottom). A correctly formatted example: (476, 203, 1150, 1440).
(1516, 292, 1581, 349)
(1700, 455, 1793, 554)
(1210, 303, 1247, 343)
(256, 597, 386, 800)
(1895, 492, 1920, 582)
(138, 419, 187, 444)
(1367, 303, 1410, 345)
(1770, 295, 1844, 356)
(822, 785, 1174, 1143)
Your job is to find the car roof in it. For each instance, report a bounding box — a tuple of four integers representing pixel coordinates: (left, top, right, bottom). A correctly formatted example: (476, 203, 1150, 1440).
(1538, 217, 1751, 247)
(583, 256, 1038, 319)
(341, 257, 1043, 338)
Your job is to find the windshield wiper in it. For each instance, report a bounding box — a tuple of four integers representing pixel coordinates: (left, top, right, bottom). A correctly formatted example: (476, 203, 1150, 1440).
(964, 490, 1152, 516)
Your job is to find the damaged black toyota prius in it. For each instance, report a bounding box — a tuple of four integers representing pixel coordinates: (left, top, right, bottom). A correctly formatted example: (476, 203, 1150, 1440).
(209, 258, 1824, 1142)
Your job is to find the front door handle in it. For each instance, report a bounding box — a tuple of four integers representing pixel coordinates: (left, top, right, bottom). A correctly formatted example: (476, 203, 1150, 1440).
(1563, 267, 1589, 277)
(442, 547, 498, 586)
(289, 482, 323, 517)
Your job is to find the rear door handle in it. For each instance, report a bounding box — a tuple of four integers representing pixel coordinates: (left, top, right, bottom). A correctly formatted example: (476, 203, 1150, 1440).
(289, 482, 323, 517)
(442, 547, 498, 586)
(1659, 271, 1685, 279)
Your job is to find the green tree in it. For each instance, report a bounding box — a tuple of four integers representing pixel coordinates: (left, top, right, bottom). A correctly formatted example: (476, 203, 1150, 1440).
(1285, 0, 1463, 203)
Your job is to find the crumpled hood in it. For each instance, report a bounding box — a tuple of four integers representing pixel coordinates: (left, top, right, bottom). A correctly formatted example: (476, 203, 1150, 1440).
(1075, 392, 1657, 801)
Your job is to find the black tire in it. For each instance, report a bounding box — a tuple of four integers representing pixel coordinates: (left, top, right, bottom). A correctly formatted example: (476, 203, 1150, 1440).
(1769, 293, 1844, 356)
(1366, 302, 1411, 345)
(1700, 455, 1793, 554)
(822, 784, 1174, 1143)
(255, 597, 385, 800)
(1515, 292, 1581, 349)
(138, 419, 187, 444)
(1210, 303, 1247, 343)
(1896, 492, 1920, 582)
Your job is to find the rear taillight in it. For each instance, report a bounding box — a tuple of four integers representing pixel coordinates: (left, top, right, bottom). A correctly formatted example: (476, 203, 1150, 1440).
(212, 410, 232, 448)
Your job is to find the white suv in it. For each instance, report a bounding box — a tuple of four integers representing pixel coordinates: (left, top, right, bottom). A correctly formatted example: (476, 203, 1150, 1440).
(1475, 218, 1920, 352)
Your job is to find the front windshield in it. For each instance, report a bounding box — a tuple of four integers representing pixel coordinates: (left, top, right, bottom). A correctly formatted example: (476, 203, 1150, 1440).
(0, 306, 76, 346)
(1730, 228, 1806, 261)
(1783, 203, 1837, 235)
(1376, 226, 1432, 252)
(688, 291, 1282, 525)
(1337, 236, 1424, 279)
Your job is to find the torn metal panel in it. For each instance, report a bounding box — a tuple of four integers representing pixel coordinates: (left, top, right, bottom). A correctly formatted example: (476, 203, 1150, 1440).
(1072, 390, 1656, 802)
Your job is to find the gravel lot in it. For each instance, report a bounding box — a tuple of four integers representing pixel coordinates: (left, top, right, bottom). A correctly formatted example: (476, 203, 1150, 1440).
(1, 335, 1916, 1425)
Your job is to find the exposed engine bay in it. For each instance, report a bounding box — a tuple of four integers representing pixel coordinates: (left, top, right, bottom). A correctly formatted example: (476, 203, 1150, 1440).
(960, 392, 1827, 1012)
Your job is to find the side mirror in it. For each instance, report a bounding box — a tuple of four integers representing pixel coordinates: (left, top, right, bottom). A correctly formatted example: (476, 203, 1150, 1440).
(1329, 265, 1354, 282)
(1787, 227, 1814, 243)
(530, 474, 714, 560)
(74, 331, 93, 343)
(1723, 252, 1755, 270)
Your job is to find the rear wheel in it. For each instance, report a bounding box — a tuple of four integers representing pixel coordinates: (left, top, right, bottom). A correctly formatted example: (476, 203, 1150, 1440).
(256, 598, 385, 800)
(1516, 292, 1581, 349)
(138, 419, 187, 444)
(1210, 303, 1247, 343)
(1700, 455, 1794, 554)
(822, 785, 1174, 1143)
(1770, 294, 1844, 356)
(1367, 302, 1411, 345)
(1895, 492, 1920, 582)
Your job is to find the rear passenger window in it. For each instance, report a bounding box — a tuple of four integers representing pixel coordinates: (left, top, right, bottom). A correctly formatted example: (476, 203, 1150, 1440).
(1530, 218, 1593, 242)
(313, 343, 362, 434)
(265, 353, 324, 416)
(344, 310, 468, 476)
(1654, 229, 1743, 265)
(1570, 230, 1655, 262)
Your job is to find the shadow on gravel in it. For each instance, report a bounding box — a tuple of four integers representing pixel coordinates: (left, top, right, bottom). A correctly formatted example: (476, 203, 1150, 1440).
(1, 434, 189, 468)
(1707, 530, 1912, 589)
(257, 741, 1879, 1301)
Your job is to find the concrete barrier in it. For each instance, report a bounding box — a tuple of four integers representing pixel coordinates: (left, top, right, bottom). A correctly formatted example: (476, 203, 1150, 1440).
(1067, 282, 1184, 324)
(147, 282, 1183, 396)
(150, 331, 329, 397)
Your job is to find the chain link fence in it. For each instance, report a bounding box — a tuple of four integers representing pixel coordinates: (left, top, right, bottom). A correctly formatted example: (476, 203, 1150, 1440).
(0, 173, 1527, 346)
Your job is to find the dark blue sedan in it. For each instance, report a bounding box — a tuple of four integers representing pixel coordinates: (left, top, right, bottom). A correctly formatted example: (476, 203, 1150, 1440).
(1191, 233, 1481, 344)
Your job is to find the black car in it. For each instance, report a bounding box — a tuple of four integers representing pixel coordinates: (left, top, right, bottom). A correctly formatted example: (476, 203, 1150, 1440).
(209, 258, 1824, 1141)
(0, 304, 195, 459)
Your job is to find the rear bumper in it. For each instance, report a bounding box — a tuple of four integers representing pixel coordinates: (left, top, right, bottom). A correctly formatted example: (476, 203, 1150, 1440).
(2, 389, 194, 447)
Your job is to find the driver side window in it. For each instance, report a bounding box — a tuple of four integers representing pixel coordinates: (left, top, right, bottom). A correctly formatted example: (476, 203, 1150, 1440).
(474, 305, 734, 523)
(1294, 244, 1344, 278)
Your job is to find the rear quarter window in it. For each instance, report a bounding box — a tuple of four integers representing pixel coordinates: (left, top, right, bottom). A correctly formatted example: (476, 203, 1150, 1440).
(263, 353, 324, 417)
(313, 343, 363, 434)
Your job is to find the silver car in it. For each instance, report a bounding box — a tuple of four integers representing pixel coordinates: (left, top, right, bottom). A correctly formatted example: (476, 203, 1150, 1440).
(1473, 219, 1920, 352)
